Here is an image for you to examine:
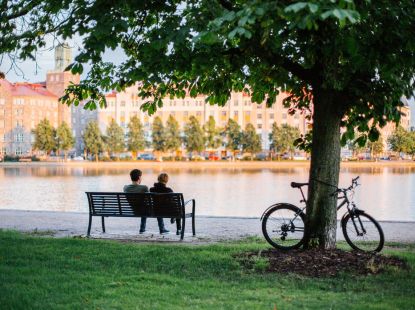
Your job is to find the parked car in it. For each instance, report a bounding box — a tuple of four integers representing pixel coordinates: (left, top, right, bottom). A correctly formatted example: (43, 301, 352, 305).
(71, 156, 85, 161)
(191, 155, 205, 161)
(208, 154, 220, 161)
(138, 153, 155, 160)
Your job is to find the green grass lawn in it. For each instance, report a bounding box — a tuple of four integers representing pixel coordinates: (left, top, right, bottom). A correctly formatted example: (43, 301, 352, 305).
(1, 230, 414, 310)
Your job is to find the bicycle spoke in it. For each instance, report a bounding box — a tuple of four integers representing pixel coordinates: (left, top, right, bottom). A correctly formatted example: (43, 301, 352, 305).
(262, 205, 305, 250)
(343, 214, 383, 252)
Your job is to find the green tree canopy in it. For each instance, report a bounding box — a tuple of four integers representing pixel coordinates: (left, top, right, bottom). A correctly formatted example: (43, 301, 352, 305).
(127, 116, 146, 157)
(151, 116, 166, 153)
(367, 137, 384, 159)
(165, 115, 182, 154)
(4, 0, 415, 249)
(223, 119, 242, 155)
(32, 119, 56, 155)
(183, 116, 205, 156)
(56, 121, 75, 160)
(241, 123, 262, 157)
(204, 116, 222, 150)
(83, 121, 104, 161)
(269, 123, 300, 158)
(105, 119, 125, 155)
(388, 126, 414, 155)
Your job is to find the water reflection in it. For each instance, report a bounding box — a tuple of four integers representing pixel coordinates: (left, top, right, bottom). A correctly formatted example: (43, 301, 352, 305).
(0, 165, 414, 221)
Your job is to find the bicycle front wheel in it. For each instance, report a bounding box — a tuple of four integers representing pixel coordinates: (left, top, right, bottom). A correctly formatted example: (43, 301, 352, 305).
(261, 204, 305, 250)
(342, 211, 384, 252)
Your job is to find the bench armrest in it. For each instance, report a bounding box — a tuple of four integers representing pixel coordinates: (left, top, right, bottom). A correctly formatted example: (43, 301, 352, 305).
(184, 199, 195, 214)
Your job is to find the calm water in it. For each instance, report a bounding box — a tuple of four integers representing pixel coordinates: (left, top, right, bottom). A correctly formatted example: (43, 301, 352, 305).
(0, 165, 414, 221)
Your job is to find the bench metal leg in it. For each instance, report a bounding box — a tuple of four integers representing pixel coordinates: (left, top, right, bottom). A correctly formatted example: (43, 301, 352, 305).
(192, 200, 196, 236)
(101, 216, 105, 233)
(192, 214, 196, 236)
(87, 214, 92, 237)
(181, 216, 185, 240)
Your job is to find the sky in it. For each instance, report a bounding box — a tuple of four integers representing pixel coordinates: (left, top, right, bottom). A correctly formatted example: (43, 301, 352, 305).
(1, 41, 414, 128)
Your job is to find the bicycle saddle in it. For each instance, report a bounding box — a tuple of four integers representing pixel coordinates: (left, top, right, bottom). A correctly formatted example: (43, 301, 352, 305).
(290, 182, 308, 188)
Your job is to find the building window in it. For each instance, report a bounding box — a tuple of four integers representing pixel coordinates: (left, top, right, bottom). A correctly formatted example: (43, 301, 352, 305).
(1, 147, 7, 155)
(257, 124, 262, 129)
(233, 111, 239, 121)
(269, 113, 274, 119)
(15, 133, 24, 142)
(13, 98, 24, 105)
(257, 113, 262, 119)
(120, 101, 126, 107)
(15, 147, 23, 156)
(234, 100, 239, 106)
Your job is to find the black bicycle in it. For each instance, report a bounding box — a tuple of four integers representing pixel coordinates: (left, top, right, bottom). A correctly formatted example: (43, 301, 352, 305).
(261, 177, 385, 252)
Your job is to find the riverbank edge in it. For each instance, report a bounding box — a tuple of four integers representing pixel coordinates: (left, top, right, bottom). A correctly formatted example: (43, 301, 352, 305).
(1, 160, 415, 169)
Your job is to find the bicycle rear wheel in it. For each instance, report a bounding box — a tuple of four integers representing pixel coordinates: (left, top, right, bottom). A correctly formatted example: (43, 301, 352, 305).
(261, 203, 305, 250)
(342, 211, 384, 252)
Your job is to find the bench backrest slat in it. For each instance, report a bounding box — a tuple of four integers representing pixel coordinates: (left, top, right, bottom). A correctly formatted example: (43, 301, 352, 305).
(86, 192, 184, 217)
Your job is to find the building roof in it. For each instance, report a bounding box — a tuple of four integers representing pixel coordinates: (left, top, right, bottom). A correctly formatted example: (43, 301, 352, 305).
(0, 79, 57, 98)
(105, 91, 117, 98)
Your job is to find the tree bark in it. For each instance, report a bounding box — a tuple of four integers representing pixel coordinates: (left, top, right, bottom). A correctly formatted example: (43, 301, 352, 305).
(304, 89, 344, 249)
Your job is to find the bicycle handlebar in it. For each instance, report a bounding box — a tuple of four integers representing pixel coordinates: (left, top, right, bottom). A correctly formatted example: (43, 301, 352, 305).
(330, 176, 360, 197)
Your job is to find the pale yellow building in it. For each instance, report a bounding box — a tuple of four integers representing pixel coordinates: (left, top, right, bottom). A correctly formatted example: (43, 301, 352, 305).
(93, 85, 308, 151)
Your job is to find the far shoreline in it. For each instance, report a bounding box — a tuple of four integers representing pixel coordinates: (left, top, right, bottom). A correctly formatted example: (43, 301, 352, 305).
(1, 160, 415, 169)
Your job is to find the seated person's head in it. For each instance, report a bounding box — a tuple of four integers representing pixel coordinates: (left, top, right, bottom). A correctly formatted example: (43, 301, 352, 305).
(130, 169, 142, 182)
(158, 173, 169, 184)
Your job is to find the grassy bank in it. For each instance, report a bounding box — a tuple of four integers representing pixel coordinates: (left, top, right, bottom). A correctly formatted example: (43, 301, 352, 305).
(1, 231, 414, 309)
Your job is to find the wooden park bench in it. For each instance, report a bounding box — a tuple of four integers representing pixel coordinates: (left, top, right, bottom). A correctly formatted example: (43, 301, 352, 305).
(86, 192, 196, 240)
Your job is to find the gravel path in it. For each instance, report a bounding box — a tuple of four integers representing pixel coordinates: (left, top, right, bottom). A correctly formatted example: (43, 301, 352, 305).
(1, 209, 414, 244)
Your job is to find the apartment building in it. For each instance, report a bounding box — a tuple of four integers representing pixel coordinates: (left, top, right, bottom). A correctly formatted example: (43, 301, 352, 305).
(0, 43, 78, 157)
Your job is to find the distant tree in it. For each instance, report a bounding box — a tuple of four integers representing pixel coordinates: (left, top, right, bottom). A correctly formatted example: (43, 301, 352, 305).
(83, 121, 105, 162)
(223, 119, 242, 158)
(407, 132, 415, 159)
(269, 123, 300, 159)
(127, 116, 146, 158)
(204, 116, 222, 150)
(151, 116, 167, 154)
(388, 126, 413, 155)
(105, 119, 125, 157)
(165, 115, 182, 157)
(32, 119, 56, 155)
(367, 137, 384, 159)
(241, 123, 262, 159)
(183, 116, 205, 157)
(56, 122, 75, 160)
(346, 139, 367, 158)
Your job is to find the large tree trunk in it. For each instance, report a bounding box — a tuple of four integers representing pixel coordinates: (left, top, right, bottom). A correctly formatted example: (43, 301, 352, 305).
(304, 90, 344, 249)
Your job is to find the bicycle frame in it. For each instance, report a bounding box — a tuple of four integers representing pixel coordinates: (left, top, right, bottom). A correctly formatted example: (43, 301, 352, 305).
(295, 180, 367, 236)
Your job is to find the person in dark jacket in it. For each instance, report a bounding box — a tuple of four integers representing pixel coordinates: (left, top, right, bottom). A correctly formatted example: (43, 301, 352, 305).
(150, 173, 182, 235)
